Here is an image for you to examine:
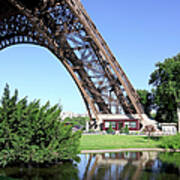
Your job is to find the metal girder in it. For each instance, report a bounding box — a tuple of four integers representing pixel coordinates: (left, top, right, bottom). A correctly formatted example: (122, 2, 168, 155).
(0, 0, 145, 122)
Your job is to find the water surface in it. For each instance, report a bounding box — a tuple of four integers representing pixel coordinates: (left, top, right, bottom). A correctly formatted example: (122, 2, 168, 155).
(0, 151, 180, 180)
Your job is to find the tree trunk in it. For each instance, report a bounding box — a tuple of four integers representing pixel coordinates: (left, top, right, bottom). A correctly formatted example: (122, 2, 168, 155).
(177, 107, 180, 133)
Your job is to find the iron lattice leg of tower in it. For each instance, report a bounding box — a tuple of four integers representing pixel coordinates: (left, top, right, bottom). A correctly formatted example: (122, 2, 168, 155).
(0, 0, 145, 127)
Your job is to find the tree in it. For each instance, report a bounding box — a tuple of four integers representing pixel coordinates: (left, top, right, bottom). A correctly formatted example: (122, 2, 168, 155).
(127, 89, 154, 118)
(136, 89, 154, 118)
(107, 123, 115, 134)
(143, 125, 156, 139)
(0, 84, 81, 167)
(64, 116, 89, 130)
(149, 54, 180, 124)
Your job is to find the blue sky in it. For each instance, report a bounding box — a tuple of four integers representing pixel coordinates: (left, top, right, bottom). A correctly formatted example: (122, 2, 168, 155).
(0, 0, 180, 113)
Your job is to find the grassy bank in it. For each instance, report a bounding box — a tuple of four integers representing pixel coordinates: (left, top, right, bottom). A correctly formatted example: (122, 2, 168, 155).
(80, 135, 162, 150)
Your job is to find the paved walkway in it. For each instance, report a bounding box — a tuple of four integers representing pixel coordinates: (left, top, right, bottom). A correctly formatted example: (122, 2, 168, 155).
(81, 148, 180, 153)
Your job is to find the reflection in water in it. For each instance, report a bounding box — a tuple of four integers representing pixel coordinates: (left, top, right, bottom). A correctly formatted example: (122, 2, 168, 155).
(0, 162, 79, 180)
(0, 151, 180, 180)
(78, 152, 180, 180)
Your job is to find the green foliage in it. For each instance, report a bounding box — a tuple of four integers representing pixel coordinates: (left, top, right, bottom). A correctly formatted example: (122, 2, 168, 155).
(88, 129, 96, 133)
(121, 125, 129, 134)
(159, 152, 180, 167)
(64, 116, 89, 130)
(107, 123, 115, 134)
(149, 54, 180, 122)
(136, 89, 154, 118)
(160, 134, 180, 149)
(126, 89, 154, 117)
(0, 84, 81, 167)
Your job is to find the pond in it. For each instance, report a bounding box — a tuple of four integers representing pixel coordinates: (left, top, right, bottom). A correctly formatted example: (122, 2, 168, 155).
(0, 151, 180, 180)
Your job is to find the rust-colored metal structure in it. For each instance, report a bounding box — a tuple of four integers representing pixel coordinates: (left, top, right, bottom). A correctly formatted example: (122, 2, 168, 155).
(0, 0, 144, 125)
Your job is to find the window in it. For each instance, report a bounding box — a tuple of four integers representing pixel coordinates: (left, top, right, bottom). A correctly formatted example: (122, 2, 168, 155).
(105, 121, 110, 128)
(124, 121, 136, 128)
(111, 122, 116, 129)
(129, 122, 136, 128)
(118, 122, 123, 129)
(125, 122, 129, 127)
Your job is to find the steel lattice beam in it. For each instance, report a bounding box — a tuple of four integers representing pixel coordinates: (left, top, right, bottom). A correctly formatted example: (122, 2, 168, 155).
(0, 0, 145, 124)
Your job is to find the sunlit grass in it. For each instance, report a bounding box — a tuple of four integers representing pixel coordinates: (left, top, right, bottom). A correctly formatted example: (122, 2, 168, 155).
(80, 135, 162, 150)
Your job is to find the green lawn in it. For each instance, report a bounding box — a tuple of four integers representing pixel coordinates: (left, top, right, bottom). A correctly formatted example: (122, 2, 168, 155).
(80, 135, 162, 150)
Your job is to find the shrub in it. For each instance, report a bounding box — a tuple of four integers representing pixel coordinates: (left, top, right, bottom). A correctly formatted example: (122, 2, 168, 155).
(160, 134, 180, 149)
(0, 84, 81, 167)
(88, 129, 96, 133)
(121, 125, 129, 134)
(124, 125, 129, 134)
(107, 123, 115, 134)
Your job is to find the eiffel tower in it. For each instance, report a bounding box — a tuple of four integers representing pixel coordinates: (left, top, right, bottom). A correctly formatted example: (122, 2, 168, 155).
(0, 0, 148, 128)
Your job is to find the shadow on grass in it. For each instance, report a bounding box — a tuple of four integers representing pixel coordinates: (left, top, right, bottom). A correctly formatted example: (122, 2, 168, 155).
(134, 136, 163, 144)
(142, 136, 163, 141)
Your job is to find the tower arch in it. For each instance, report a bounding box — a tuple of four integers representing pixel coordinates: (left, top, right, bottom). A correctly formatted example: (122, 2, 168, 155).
(0, 0, 145, 126)
(0, 44, 88, 114)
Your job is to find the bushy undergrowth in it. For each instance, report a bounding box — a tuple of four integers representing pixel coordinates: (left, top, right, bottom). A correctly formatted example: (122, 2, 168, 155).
(160, 134, 180, 149)
(0, 84, 81, 167)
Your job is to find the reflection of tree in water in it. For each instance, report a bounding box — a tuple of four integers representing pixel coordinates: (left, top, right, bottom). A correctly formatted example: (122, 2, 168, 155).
(139, 167, 180, 180)
(159, 152, 180, 168)
(0, 162, 79, 180)
(0, 176, 19, 180)
(139, 153, 180, 180)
